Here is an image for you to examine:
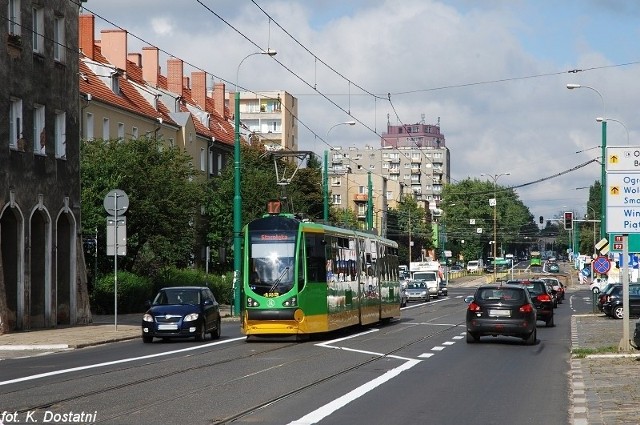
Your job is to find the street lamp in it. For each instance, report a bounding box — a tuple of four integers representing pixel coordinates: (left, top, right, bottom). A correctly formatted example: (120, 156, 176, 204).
(480, 172, 510, 283)
(323, 121, 356, 221)
(567, 83, 607, 240)
(596, 117, 629, 145)
(233, 49, 277, 317)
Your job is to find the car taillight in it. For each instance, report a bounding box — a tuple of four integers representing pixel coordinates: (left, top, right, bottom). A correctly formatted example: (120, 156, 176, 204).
(519, 304, 534, 313)
(468, 301, 481, 312)
(537, 294, 552, 302)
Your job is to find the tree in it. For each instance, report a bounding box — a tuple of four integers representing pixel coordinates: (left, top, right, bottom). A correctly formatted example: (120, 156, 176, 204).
(204, 144, 324, 269)
(441, 178, 537, 262)
(387, 196, 433, 263)
(81, 137, 204, 278)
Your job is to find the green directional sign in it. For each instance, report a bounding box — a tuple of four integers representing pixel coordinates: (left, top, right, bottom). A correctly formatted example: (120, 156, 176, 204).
(609, 234, 640, 253)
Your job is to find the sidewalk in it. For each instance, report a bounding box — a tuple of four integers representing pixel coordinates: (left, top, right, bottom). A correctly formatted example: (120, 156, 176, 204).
(0, 305, 236, 351)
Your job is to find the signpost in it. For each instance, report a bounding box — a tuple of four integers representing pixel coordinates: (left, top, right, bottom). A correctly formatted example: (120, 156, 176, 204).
(104, 189, 129, 330)
(605, 146, 639, 351)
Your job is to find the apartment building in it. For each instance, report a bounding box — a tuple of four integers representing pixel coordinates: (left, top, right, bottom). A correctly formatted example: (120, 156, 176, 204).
(78, 14, 235, 268)
(328, 121, 450, 233)
(1, 0, 91, 332)
(229, 90, 298, 152)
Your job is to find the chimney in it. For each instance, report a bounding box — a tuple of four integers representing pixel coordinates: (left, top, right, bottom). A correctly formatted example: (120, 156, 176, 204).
(167, 58, 183, 96)
(192, 71, 207, 109)
(213, 82, 226, 119)
(183, 76, 190, 90)
(79, 14, 95, 60)
(228, 90, 236, 121)
(127, 53, 141, 67)
(142, 46, 159, 87)
(100, 29, 128, 71)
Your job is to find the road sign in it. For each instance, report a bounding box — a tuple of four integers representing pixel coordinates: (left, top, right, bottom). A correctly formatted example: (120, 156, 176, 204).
(106, 216, 127, 256)
(103, 189, 129, 216)
(595, 238, 609, 255)
(606, 147, 640, 172)
(593, 255, 611, 274)
(610, 234, 640, 253)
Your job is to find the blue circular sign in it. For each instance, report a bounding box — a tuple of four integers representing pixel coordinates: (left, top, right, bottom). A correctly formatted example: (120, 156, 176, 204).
(593, 256, 611, 274)
(581, 267, 591, 278)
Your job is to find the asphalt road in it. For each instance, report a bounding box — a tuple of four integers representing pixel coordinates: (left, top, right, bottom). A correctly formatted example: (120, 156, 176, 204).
(0, 285, 578, 425)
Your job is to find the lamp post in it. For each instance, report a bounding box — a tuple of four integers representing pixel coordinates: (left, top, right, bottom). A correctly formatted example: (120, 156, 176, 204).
(233, 49, 276, 317)
(323, 121, 356, 221)
(596, 117, 629, 145)
(481, 172, 510, 283)
(567, 83, 607, 241)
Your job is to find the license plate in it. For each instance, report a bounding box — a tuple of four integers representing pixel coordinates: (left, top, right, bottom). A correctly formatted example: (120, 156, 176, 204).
(158, 324, 178, 331)
(489, 309, 511, 317)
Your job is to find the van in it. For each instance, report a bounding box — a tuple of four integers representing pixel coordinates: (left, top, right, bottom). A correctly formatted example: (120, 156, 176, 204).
(466, 260, 481, 272)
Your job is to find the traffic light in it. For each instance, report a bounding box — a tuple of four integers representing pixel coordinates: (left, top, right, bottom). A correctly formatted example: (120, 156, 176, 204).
(539, 216, 543, 224)
(563, 211, 573, 230)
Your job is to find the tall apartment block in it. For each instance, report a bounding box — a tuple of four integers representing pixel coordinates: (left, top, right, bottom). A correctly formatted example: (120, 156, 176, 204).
(329, 121, 450, 231)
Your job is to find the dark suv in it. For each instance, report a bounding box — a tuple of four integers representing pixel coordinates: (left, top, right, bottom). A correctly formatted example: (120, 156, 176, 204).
(507, 279, 555, 327)
(602, 284, 640, 319)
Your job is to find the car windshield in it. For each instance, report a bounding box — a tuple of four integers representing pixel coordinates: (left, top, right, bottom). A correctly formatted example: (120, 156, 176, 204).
(407, 282, 425, 289)
(153, 289, 200, 305)
(476, 288, 524, 303)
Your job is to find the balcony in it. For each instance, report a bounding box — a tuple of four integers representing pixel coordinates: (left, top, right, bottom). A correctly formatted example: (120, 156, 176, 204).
(353, 193, 368, 202)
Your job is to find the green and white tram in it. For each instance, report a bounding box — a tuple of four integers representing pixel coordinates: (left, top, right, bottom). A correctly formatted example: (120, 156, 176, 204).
(241, 203, 401, 338)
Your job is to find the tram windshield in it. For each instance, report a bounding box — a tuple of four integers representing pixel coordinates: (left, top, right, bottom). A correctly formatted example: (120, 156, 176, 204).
(248, 232, 296, 296)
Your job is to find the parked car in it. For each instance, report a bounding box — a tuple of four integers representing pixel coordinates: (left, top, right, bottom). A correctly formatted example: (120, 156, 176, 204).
(464, 284, 537, 345)
(404, 280, 430, 303)
(449, 264, 463, 272)
(602, 284, 640, 319)
(596, 284, 619, 312)
(547, 262, 560, 273)
(506, 279, 555, 327)
(141, 286, 221, 343)
(590, 278, 609, 294)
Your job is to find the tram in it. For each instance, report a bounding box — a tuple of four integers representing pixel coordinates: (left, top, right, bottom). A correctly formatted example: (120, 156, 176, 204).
(530, 251, 542, 267)
(241, 201, 401, 338)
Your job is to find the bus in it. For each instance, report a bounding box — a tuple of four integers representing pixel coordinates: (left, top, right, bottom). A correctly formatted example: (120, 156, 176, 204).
(241, 201, 401, 339)
(530, 251, 542, 267)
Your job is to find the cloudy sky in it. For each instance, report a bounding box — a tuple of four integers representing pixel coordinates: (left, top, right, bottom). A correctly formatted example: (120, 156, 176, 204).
(82, 0, 640, 224)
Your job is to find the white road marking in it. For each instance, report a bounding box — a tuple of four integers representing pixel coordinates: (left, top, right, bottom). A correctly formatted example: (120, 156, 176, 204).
(452, 336, 464, 340)
(431, 346, 445, 351)
(442, 341, 455, 345)
(0, 337, 245, 387)
(418, 353, 434, 358)
(288, 359, 421, 425)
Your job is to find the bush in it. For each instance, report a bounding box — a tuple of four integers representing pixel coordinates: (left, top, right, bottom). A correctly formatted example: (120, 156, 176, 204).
(152, 268, 234, 305)
(92, 272, 153, 314)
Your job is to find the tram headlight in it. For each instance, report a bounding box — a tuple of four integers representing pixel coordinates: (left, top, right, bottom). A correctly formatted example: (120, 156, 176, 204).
(247, 297, 260, 307)
(282, 296, 297, 307)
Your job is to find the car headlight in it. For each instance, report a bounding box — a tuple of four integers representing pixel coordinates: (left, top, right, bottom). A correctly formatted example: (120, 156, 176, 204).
(143, 313, 154, 322)
(421, 291, 427, 296)
(184, 313, 199, 321)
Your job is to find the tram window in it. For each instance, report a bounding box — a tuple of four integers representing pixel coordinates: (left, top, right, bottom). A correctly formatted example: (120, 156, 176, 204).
(305, 233, 326, 283)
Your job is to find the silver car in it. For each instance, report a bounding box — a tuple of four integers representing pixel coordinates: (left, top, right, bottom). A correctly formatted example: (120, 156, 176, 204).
(404, 280, 430, 303)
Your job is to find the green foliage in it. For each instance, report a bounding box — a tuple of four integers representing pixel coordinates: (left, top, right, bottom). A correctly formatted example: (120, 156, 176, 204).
(80, 137, 205, 277)
(441, 178, 537, 262)
(152, 267, 234, 305)
(204, 144, 324, 265)
(92, 271, 153, 314)
(387, 197, 433, 262)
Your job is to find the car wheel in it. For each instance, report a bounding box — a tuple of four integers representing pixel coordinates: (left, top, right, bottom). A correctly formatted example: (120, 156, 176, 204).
(613, 306, 624, 320)
(546, 314, 555, 327)
(524, 328, 536, 345)
(142, 335, 153, 343)
(195, 321, 207, 341)
(466, 332, 480, 343)
(211, 317, 221, 339)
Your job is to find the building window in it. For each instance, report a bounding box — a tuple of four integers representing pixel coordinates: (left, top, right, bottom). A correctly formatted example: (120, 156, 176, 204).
(8, 0, 21, 36)
(386, 191, 393, 200)
(117, 122, 124, 140)
(33, 104, 45, 154)
(53, 16, 65, 62)
(200, 148, 206, 171)
(9, 97, 23, 149)
(102, 118, 110, 140)
(331, 194, 342, 205)
(132, 127, 139, 139)
(85, 112, 94, 140)
(111, 73, 120, 94)
(331, 177, 341, 186)
(358, 205, 366, 216)
(217, 153, 223, 175)
(32, 7, 44, 54)
(55, 111, 66, 159)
